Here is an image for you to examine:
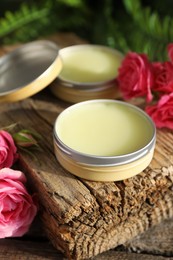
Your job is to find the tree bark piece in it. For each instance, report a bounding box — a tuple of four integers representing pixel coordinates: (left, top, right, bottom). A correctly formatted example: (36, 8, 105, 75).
(0, 99, 173, 259)
(1, 239, 172, 260)
(125, 217, 173, 256)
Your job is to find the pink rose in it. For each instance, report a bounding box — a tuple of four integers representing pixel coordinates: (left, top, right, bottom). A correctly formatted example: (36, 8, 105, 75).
(146, 93, 173, 129)
(0, 130, 18, 169)
(117, 52, 153, 102)
(168, 43, 173, 63)
(0, 168, 38, 238)
(152, 61, 173, 94)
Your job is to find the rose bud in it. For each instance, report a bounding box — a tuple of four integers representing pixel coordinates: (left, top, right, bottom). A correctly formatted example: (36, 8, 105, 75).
(13, 130, 40, 148)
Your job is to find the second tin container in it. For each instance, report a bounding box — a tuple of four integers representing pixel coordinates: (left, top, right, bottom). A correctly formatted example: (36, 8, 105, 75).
(50, 44, 124, 103)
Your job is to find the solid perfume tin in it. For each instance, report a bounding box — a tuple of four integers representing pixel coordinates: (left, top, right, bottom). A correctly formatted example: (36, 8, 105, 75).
(53, 99, 156, 182)
(50, 44, 123, 103)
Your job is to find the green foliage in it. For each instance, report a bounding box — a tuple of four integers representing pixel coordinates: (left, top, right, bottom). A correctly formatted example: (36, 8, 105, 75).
(0, 0, 173, 61)
(122, 0, 173, 60)
(0, 3, 50, 44)
(56, 0, 83, 7)
(0, 0, 89, 44)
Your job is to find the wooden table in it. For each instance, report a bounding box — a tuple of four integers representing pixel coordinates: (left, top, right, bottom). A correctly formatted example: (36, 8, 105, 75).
(0, 33, 173, 260)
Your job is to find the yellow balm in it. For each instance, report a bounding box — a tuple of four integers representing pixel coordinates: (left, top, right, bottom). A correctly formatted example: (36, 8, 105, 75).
(56, 102, 153, 156)
(54, 100, 156, 182)
(59, 45, 123, 83)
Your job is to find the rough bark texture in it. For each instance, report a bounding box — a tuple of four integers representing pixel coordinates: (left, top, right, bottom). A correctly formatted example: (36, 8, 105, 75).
(0, 98, 173, 259)
(125, 217, 173, 256)
(1, 238, 173, 260)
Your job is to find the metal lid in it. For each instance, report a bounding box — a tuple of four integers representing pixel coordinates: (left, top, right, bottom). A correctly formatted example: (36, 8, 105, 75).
(0, 40, 62, 102)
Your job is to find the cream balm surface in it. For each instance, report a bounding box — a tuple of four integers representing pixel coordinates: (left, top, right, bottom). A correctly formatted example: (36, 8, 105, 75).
(56, 100, 154, 157)
(59, 45, 123, 83)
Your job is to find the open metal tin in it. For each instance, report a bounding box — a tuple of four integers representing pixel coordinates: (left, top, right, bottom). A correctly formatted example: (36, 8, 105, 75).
(50, 44, 124, 103)
(53, 99, 156, 182)
(0, 40, 62, 102)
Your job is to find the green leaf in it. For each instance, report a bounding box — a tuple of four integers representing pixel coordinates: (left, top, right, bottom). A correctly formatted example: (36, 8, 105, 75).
(0, 3, 50, 40)
(122, 0, 173, 60)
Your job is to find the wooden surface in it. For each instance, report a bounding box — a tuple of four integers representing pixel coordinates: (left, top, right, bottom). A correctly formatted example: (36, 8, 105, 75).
(0, 33, 173, 259)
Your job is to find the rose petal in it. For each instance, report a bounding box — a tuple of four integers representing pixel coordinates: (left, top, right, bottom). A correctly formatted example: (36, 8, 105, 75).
(0, 168, 26, 183)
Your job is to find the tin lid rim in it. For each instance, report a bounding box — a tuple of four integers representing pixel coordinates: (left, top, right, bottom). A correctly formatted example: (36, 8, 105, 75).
(0, 40, 62, 102)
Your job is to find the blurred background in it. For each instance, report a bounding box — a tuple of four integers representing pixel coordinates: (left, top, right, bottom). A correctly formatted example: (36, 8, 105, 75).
(0, 0, 173, 60)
